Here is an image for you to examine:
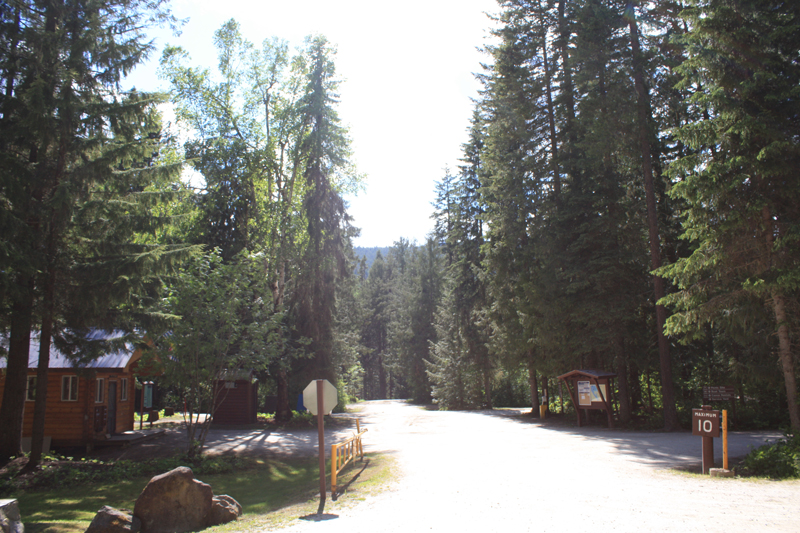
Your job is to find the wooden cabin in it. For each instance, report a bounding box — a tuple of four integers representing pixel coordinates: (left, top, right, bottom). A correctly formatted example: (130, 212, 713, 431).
(0, 331, 153, 448)
(212, 370, 259, 425)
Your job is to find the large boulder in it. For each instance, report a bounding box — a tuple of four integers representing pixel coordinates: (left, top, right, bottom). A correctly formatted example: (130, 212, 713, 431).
(85, 506, 140, 533)
(133, 467, 212, 533)
(0, 499, 23, 533)
(205, 495, 242, 527)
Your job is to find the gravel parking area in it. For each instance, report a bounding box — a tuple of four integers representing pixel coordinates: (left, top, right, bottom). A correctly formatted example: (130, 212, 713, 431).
(99, 401, 797, 532)
(274, 400, 798, 533)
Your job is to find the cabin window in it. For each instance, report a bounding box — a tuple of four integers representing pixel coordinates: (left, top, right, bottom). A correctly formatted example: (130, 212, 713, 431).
(61, 376, 78, 401)
(26, 376, 37, 401)
(95, 378, 105, 403)
(120, 378, 128, 401)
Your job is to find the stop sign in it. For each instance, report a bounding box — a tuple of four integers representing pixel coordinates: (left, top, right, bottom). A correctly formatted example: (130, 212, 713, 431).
(303, 379, 338, 415)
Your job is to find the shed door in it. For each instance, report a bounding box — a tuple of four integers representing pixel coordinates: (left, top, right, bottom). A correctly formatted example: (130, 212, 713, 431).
(108, 381, 117, 435)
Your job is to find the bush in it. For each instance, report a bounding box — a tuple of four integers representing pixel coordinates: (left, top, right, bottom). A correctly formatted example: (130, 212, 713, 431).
(493, 371, 530, 408)
(290, 410, 315, 425)
(737, 434, 800, 479)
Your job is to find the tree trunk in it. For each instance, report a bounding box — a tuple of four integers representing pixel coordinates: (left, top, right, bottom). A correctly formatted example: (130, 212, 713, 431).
(557, 0, 576, 142)
(627, 3, 678, 431)
(615, 334, 631, 424)
(0, 279, 34, 463)
(275, 367, 291, 423)
(483, 367, 493, 410)
(537, 0, 560, 198)
(542, 377, 549, 410)
(772, 294, 798, 431)
(378, 360, 387, 399)
(528, 355, 540, 417)
(25, 265, 57, 471)
(762, 204, 799, 432)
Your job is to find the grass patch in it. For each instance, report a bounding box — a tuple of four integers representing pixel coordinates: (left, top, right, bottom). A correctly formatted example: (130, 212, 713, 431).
(225, 453, 397, 532)
(10, 453, 395, 533)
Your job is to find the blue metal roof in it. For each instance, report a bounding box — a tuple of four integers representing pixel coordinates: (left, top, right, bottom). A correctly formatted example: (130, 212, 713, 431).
(0, 331, 136, 370)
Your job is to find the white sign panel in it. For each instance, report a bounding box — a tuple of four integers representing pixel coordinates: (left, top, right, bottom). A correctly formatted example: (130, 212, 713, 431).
(578, 380, 592, 406)
(303, 379, 338, 415)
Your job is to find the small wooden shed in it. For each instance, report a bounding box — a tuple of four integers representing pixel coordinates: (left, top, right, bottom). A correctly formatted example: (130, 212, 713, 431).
(212, 370, 259, 425)
(558, 369, 617, 428)
(0, 331, 154, 448)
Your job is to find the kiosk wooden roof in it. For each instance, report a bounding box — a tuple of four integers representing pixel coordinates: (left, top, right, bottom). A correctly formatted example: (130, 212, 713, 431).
(557, 369, 617, 428)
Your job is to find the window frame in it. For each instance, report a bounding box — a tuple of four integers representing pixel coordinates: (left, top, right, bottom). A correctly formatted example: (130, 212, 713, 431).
(61, 375, 78, 402)
(120, 378, 128, 401)
(26, 375, 37, 401)
(95, 377, 105, 403)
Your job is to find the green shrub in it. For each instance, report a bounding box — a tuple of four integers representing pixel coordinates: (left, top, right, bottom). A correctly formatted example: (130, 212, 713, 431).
(290, 410, 315, 425)
(738, 434, 800, 479)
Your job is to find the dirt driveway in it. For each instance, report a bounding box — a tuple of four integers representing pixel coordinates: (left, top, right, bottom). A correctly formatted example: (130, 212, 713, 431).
(271, 400, 798, 533)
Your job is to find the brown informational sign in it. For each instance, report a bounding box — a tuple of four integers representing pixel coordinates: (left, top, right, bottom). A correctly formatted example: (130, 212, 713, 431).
(578, 381, 592, 406)
(692, 408, 721, 437)
(703, 386, 735, 402)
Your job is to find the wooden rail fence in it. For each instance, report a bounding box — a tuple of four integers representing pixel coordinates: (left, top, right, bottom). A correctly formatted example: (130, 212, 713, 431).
(331, 419, 368, 495)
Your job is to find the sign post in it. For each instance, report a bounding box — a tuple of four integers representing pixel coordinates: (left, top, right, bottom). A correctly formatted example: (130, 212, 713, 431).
(692, 405, 720, 474)
(722, 409, 728, 470)
(303, 380, 338, 516)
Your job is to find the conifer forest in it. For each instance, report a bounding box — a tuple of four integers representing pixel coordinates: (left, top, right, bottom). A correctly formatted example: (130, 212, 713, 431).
(1, 0, 799, 464)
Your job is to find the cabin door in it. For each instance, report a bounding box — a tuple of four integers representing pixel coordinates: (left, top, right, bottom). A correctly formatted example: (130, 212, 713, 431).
(108, 381, 117, 435)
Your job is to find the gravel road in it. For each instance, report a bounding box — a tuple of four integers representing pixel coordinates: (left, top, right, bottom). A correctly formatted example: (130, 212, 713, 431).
(275, 400, 799, 533)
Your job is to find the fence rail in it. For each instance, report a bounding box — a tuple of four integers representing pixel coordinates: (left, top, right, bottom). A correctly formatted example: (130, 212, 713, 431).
(331, 419, 368, 495)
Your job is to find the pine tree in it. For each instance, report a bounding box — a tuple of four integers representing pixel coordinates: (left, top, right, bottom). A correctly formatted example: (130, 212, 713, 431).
(0, 0, 192, 463)
(662, 0, 800, 431)
(426, 276, 483, 410)
(360, 251, 391, 399)
(290, 36, 360, 405)
(386, 239, 443, 403)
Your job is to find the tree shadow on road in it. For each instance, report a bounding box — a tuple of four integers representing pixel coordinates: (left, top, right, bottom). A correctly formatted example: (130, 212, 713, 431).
(465, 408, 780, 471)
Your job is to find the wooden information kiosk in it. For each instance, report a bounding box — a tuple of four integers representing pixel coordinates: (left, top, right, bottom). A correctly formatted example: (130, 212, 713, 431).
(558, 369, 617, 428)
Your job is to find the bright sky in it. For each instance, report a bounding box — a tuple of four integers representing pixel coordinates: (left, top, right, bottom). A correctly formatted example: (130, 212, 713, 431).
(125, 0, 499, 247)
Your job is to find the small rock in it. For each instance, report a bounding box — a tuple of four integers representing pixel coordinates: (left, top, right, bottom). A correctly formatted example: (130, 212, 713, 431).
(133, 467, 212, 533)
(0, 499, 24, 533)
(205, 495, 242, 527)
(85, 506, 141, 533)
(709, 468, 735, 478)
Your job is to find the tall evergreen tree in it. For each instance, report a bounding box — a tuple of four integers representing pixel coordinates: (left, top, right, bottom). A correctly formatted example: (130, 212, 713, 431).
(625, 0, 679, 430)
(662, 0, 800, 431)
(290, 36, 360, 400)
(0, 0, 191, 463)
(360, 251, 391, 399)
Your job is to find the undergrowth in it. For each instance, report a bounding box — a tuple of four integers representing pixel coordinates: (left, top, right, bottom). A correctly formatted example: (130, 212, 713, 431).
(737, 433, 800, 479)
(0, 452, 247, 496)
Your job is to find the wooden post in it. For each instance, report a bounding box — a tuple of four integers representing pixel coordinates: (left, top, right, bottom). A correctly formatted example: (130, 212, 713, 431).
(331, 445, 338, 495)
(139, 379, 144, 431)
(316, 380, 326, 515)
(701, 405, 714, 474)
(723, 409, 729, 470)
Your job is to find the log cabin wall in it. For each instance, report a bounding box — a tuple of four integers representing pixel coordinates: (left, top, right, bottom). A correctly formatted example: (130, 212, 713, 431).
(213, 379, 258, 425)
(5, 368, 137, 447)
(0, 332, 146, 448)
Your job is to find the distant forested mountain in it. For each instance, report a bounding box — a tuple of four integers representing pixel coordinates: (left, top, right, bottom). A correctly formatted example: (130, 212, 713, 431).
(354, 247, 390, 272)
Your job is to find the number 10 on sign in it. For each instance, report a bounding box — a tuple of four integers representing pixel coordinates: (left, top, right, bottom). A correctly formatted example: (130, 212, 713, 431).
(691, 408, 720, 437)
